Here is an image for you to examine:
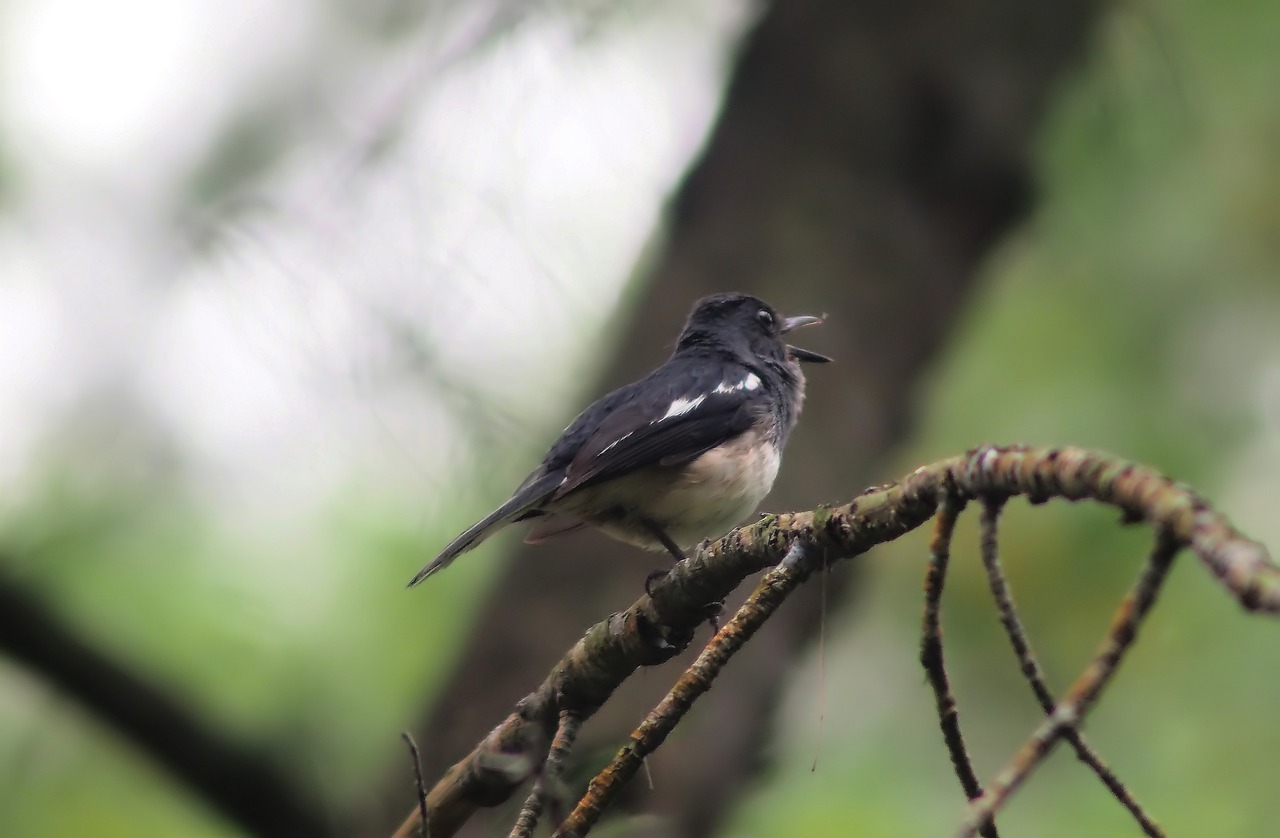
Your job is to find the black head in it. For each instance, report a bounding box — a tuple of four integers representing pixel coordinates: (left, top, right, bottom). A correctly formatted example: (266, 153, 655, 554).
(674, 292, 831, 366)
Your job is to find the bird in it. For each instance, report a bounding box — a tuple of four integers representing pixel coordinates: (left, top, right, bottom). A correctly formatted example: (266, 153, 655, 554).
(408, 291, 830, 587)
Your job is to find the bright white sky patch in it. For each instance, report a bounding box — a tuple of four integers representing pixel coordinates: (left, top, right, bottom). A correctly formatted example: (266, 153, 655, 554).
(0, 238, 64, 495)
(5, 0, 210, 166)
(1, 0, 315, 180)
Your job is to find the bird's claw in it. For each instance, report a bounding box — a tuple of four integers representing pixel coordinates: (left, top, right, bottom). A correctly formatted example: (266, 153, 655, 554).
(700, 600, 725, 633)
(644, 568, 670, 598)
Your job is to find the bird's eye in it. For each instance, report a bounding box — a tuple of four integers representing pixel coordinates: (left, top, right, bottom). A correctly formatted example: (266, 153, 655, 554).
(756, 309, 775, 330)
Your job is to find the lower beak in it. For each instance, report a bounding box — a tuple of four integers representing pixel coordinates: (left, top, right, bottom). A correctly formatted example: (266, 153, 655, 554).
(787, 345, 832, 364)
(782, 314, 832, 364)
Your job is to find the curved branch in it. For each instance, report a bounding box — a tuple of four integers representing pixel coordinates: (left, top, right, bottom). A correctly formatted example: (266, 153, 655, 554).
(0, 569, 335, 837)
(395, 445, 1279, 838)
(511, 711, 581, 838)
(920, 493, 998, 837)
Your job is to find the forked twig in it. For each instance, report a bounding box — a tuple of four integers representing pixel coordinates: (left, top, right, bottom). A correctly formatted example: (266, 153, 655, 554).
(510, 712, 582, 838)
(919, 494, 998, 838)
(551, 542, 822, 838)
(957, 528, 1181, 836)
(976, 499, 1163, 837)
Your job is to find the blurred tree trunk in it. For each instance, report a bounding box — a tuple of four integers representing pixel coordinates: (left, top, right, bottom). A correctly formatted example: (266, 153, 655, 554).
(372, 0, 1102, 833)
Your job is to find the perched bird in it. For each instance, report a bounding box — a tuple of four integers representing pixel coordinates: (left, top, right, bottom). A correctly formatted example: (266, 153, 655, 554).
(408, 292, 829, 587)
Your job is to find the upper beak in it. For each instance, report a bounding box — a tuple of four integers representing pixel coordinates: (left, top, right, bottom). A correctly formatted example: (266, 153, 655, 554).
(781, 314, 832, 364)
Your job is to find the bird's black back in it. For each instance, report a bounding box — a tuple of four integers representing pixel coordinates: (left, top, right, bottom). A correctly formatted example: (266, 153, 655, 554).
(538, 344, 800, 499)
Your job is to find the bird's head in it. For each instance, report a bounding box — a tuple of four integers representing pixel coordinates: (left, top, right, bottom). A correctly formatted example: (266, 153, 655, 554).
(674, 292, 831, 367)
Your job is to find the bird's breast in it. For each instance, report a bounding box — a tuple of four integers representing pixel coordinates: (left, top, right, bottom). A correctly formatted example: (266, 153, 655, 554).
(559, 428, 780, 550)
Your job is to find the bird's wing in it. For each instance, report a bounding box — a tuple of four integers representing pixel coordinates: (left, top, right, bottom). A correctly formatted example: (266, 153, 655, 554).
(522, 514, 587, 543)
(551, 365, 762, 499)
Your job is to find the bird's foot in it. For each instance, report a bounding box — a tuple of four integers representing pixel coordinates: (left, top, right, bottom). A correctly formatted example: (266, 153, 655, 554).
(700, 599, 725, 633)
(643, 570, 721, 632)
(643, 568, 669, 598)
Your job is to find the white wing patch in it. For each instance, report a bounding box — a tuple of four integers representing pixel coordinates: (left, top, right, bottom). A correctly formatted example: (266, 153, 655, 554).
(713, 373, 761, 394)
(661, 395, 707, 420)
(599, 430, 634, 455)
(658, 374, 757, 423)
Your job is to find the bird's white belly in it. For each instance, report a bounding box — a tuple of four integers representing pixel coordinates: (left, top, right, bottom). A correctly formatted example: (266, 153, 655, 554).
(567, 431, 781, 550)
(650, 439, 780, 546)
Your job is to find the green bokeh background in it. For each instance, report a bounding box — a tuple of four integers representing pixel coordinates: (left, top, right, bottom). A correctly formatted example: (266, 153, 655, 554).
(2, 1, 1279, 835)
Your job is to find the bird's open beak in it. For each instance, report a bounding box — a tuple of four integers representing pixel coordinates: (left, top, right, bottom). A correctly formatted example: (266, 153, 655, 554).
(781, 315, 832, 364)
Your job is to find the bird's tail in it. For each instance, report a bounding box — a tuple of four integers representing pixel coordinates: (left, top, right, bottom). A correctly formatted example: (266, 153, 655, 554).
(407, 472, 561, 587)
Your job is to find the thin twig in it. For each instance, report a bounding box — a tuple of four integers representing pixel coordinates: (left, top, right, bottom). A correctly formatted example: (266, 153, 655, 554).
(919, 493, 997, 838)
(510, 712, 582, 838)
(552, 543, 822, 838)
(957, 528, 1181, 836)
(810, 557, 828, 773)
(402, 732, 430, 836)
(976, 499, 1164, 837)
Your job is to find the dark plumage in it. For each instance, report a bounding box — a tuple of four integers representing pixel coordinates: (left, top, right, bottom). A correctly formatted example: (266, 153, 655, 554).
(408, 292, 829, 586)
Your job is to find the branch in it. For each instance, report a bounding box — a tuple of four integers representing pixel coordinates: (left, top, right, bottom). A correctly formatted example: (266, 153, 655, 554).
(396, 445, 1279, 837)
(553, 541, 824, 837)
(0, 568, 335, 837)
(510, 711, 581, 838)
(919, 493, 998, 837)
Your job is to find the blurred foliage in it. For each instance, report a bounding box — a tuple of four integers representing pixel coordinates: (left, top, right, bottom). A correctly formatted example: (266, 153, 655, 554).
(184, 107, 297, 211)
(1, 0, 1279, 836)
(727, 1, 1280, 835)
